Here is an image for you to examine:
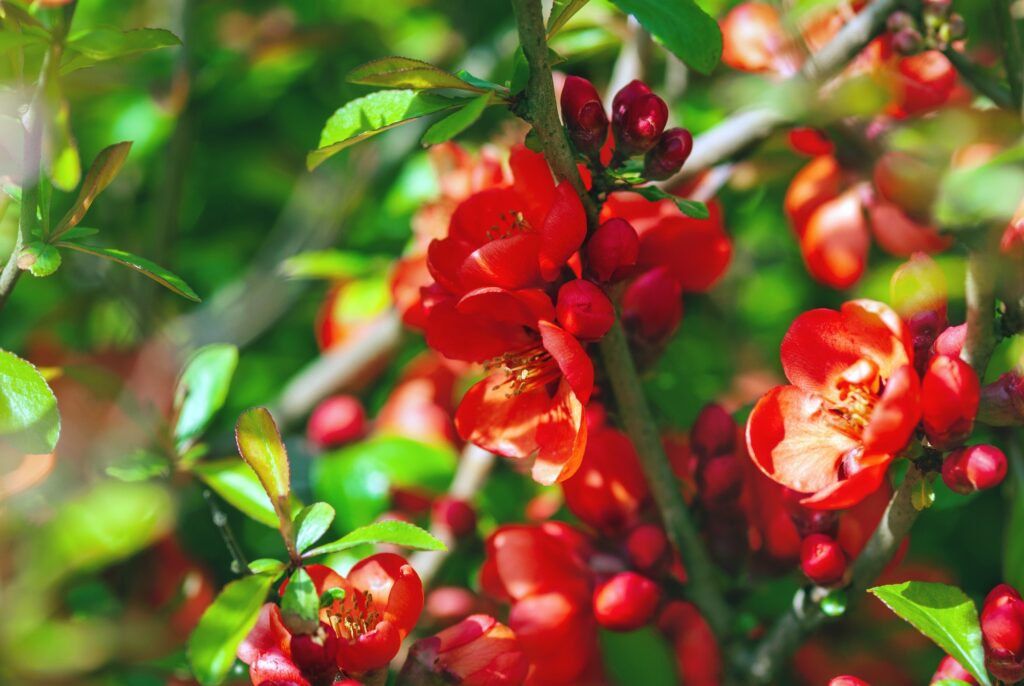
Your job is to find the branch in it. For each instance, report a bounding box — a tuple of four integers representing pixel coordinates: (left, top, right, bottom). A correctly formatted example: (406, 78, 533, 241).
(746, 465, 925, 683)
(961, 250, 999, 377)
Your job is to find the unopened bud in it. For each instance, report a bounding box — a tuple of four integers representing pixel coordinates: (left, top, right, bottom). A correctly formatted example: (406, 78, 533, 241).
(556, 279, 615, 340)
(587, 217, 639, 282)
(643, 127, 694, 180)
(690, 404, 737, 458)
(593, 571, 661, 631)
(307, 395, 367, 449)
(800, 534, 847, 586)
(626, 524, 668, 570)
(561, 76, 609, 158)
(432, 497, 477, 537)
(887, 10, 915, 33)
(930, 655, 979, 684)
(978, 371, 1024, 427)
(922, 355, 980, 451)
(942, 444, 1008, 495)
(612, 80, 667, 156)
(622, 267, 683, 341)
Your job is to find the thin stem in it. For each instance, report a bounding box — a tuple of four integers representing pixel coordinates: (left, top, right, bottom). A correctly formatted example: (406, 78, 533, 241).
(944, 49, 1015, 110)
(598, 319, 732, 637)
(746, 466, 925, 683)
(204, 489, 251, 576)
(962, 250, 999, 378)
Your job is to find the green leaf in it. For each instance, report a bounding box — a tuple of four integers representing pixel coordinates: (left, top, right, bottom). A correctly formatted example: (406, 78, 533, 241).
(51, 141, 132, 238)
(58, 242, 200, 301)
(235, 408, 291, 521)
(0, 349, 60, 453)
(174, 344, 239, 450)
(869, 582, 992, 686)
(294, 502, 335, 553)
(348, 56, 486, 92)
(453, 69, 508, 94)
(57, 226, 99, 241)
(320, 587, 346, 609)
(248, 558, 288, 576)
(280, 250, 387, 280)
(629, 185, 710, 219)
(193, 458, 283, 529)
(304, 520, 445, 558)
(62, 27, 181, 74)
(934, 161, 1024, 230)
(421, 93, 492, 145)
(17, 241, 61, 277)
(281, 568, 318, 630)
(308, 90, 462, 170)
(188, 573, 275, 686)
(547, 0, 590, 38)
(912, 478, 936, 510)
(105, 449, 170, 482)
(608, 0, 722, 75)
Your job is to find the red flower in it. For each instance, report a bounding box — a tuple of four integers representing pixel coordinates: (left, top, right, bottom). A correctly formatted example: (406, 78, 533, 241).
(561, 425, 650, 533)
(920, 354, 980, 451)
(403, 614, 529, 686)
(746, 300, 920, 509)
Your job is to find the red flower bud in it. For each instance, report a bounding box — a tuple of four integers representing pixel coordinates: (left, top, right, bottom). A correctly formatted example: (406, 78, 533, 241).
(586, 217, 639, 282)
(592, 571, 661, 631)
(626, 524, 668, 570)
(561, 76, 609, 158)
(788, 127, 834, 156)
(697, 454, 745, 507)
(622, 267, 683, 341)
(941, 444, 1007, 495)
(783, 489, 839, 538)
(829, 678, 870, 686)
(290, 623, 338, 681)
(979, 371, 1024, 427)
(932, 323, 967, 359)
(800, 534, 847, 586)
(690, 403, 737, 458)
(402, 614, 528, 686)
(432, 497, 477, 537)
(982, 584, 1024, 683)
(643, 128, 694, 180)
(922, 355, 980, 451)
(307, 395, 367, 449)
(930, 655, 979, 684)
(612, 80, 668, 156)
(556, 279, 615, 340)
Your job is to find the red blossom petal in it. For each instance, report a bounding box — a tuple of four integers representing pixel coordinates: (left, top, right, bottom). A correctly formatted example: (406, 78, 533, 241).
(455, 378, 547, 458)
(449, 187, 527, 246)
(867, 200, 951, 256)
(426, 237, 474, 295)
(538, 182, 587, 281)
(800, 189, 870, 289)
(457, 287, 555, 328)
(636, 202, 732, 292)
(841, 299, 913, 362)
(336, 619, 402, 674)
(489, 526, 591, 601)
(509, 146, 556, 229)
(347, 553, 424, 638)
(538, 321, 593, 404)
(249, 648, 311, 686)
(863, 364, 921, 455)
(238, 604, 291, 665)
(799, 455, 891, 510)
(425, 297, 534, 363)
(533, 380, 588, 484)
(459, 233, 542, 291)
(746, 385, 859, 494)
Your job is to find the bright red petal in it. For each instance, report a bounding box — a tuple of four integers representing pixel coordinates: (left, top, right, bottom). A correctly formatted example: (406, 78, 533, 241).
(455, 377, 547, 458)
(867, 200, 951, 256)
(800, 189, 870, 289)
(799, 456, 891, 510)
(238, 604, 291, 665)
(538, 182, 587, 281)
(863, 364, 921, 455)
(538, 321, 593, 404)
(457, 287, 555, 328)
(636, 202, 732, 292)
(460, 233, 542, 291)
(533, 380, 588, 484)
(425, 297, 533, 362)
(427, 237, 475, 296)
(336, 619, 402, 674)
(348, 553, 424, 638)
(249, 649, 310, 686)
(450, 187, 528, 246)
(510, 146, 556, 229)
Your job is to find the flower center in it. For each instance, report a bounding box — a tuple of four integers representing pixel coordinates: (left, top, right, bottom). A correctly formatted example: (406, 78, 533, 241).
(485, 344, 561, 397)
(329, 591, 380, 639)
(826, 358, 882, 437)
(485, 210, 532, 241)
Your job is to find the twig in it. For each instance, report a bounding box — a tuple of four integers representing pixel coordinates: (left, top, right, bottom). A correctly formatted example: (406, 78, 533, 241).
(409, 444, 496, 586)
(961, 250, 999, 378)
(203, 489, 250, 576)
(510, 0, 733, 638)
(746, 465, 925, 683)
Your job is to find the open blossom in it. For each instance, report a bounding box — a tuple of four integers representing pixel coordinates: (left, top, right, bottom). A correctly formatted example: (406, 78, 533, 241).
(746, 300, 920, 509)
(402, 614, 529, 686)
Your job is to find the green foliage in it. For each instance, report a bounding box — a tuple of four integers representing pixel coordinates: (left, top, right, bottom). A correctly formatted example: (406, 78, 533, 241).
(62, 27, 182, 74)
(629, 185, 710, 219)
(934, 159, 1024, 230)
(0, 349, 59, 453)
(280, 567, 319, 628)
(421, 93, 494, 145)
(869, 582, 992, 686)
(193, 458, 294, 529)
(58, 243, 200, 301)
(608, 0, 722, 75)
(280, 250, 388, 280)
(599, 627, 678, 686)
(50, 141, 132, 239)
(174, 344, 239, 450)
(19, 241, 61, 277)
(303, 519, 446, 558)
(234, 407, 292, 524)
(547, 0, 590, 38)
(188, 573, 276, 686)
(1005, 478, 1024, 591)
(348, 56, 488, 93)
(294, 502, 335, 553)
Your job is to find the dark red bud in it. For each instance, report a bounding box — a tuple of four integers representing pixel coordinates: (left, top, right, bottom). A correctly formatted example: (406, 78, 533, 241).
(556, 279, 615, 340)
(932, 323, 967, 359)
(887, 10, 915, 33)
(942, 444, 1008, 495)
(643, 128, 693, 180)
(307, 395, 367, 449)
(698, 454, 744, 507)
(431, 497, 477, 537)
(611, 79, 653, 125)
(978, 371, 1024, 427)
(626, 524, 668, 570)
(783, 489, 840, 538)
(615, 93, 668, 156)
(800, 534, 847, 586)
(690, 403, 737, 458)
(587, 217, 639, 282)
(622, 267, 683, 341)
(593, 571, 661, 631)
(982, 585, 1024, 683)
(561, 76, 609, 157)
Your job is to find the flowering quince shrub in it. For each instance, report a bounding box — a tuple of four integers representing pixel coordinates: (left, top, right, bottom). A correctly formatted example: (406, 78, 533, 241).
(6, 2, 1024, 686)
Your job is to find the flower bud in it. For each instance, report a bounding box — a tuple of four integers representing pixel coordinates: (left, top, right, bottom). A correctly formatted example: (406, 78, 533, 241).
(978, 371, 1024, 427)
(587, 218, 639, 282)
(697, 454, 745, 507)
(891, 254, 948, 373)
(307, 395, 367, 449)
(401, 614, 528, 686)
(432, 497, 477, 537)
(829, 678, 870, 686)
(932, 323, 967, 358)
(800, 534, 847, 586)
(892, 28, 924, 55)
(931, 655, 979, 684)
(982, 584, 1024, 683)
(922, 355, 980, 451)
(556, 279, 615, 340)
(290, 622, 338, 682)
(690, 403, 737, 459)
(643, 128, 693, 180)
(561, 76, 609, 158)
(592, 571, 661, 631)
(887, 10, 915, 33)
(622, 267, 683, 341)
(612, 80, 668, 156)
(942, 444, 1008, 495)
(783, 489, 839, 538)
(626, 524, 668, 570)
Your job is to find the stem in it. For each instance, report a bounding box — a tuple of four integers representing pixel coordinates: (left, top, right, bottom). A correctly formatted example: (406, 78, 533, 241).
(598, 319, 732, 637)
(509, 0, 732, 638)
(746, 466, 924, 683)
(944, 49, 1015, 110)
(961, 250, 998, 378)
(204, 489, 251, 576)
(997, 0, 1024, 113)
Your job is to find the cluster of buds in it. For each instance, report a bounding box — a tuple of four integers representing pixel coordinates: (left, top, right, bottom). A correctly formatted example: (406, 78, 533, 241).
(560, 76, 693, 180)
(982, 584, 1024, 682)
(887, 0, 966, 56)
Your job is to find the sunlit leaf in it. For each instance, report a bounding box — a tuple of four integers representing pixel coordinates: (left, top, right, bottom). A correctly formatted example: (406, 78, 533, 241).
(174, 344, 239, 450)
(280, 568, 318, 630)
(547, 0, 590, 38)
(280, 250, 387, 280)
(303, 520, 445, 558)
(421, 93, 492, 145)
(235, 408, 291, 521)
(0, 349, 60, 453)
(629, 185, 710, 219)
(294, 502, 335, 553)
(348, 56, 486, 92)
(193, 458, 282, 529)
(58, 242, 200, 302)
(51, 141, 131, 237)
(18, 241, 61, 277)
(608, 0, 722, 75)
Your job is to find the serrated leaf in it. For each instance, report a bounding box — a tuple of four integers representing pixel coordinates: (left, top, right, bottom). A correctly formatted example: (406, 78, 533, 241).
(248, 558, 288, 576)
(308, 90, 461, 170)
(174, 344, 239, 450)
(869, 582, 992, 686)
(630, 185, 710, 219)
(52, 141, 131, 237)
(453, 69, 508, 93)
(281, 568, 318, 629)
(188, 573, 275, 686)
(62, 27, 181, 74)
(609, 0, 722, 75)
(348, 56, 485, 92)
(194, 458, 289, 529)
(303, 520, 445, 558)
(294, 502, 335, 553)
(0, 349, 60, 453)
(235, 408, 291, 522)
(18, 241, 61, 277)
(421, 93, 492, 146)
(58, 242, 200, 301)
(280, 250, 386, 280)
(547, 0, 590, 38)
